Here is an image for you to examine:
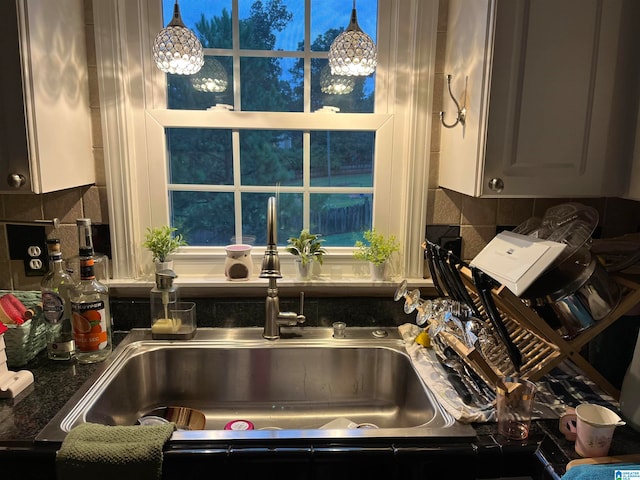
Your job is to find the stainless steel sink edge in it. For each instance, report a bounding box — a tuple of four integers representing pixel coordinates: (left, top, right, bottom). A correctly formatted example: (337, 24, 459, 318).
(36, 327, 477, 442)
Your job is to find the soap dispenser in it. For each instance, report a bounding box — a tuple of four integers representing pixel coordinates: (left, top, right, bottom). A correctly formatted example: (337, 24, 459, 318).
(150, 269, 178, 339)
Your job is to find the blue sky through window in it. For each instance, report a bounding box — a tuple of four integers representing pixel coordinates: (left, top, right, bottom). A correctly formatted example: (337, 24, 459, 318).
(164, 0, 378, 51)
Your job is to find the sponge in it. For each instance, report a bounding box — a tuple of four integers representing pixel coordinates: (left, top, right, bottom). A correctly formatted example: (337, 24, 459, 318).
(0, 294, 30, 326)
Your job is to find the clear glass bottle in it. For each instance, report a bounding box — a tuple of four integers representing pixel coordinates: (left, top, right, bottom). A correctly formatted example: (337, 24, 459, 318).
(70, 218, 112, 364)
(41, 239, 76, 360)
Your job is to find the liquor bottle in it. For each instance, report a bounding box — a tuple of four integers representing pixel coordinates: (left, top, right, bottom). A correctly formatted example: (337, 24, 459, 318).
(69, 218, 112, 363)
(41, 239, 76, 360)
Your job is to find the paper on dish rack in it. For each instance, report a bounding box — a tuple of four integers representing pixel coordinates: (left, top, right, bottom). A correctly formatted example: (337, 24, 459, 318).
(470, 231, 566, 296)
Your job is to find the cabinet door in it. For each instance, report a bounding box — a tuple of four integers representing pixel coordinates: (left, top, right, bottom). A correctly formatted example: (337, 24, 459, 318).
(0, 0, 30, 192)
(439, 0, 495, 197)
(0, 0, 94, 194)
(484, 0, 628, 197)
(440, 0, 632, 198)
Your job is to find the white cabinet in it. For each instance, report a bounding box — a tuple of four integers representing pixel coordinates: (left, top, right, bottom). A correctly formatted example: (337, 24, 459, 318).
(439, 0, 637, 198)
(0, 0, 94, 194)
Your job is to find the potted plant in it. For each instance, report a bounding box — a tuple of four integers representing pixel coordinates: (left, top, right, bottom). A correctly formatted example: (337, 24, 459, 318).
(353, 229, 400, 280)
(286, 229, 327, 280)
(143, 225, 188, 270)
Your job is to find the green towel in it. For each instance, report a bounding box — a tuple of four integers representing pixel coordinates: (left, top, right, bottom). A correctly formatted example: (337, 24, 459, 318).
(56, 422, 176, 480)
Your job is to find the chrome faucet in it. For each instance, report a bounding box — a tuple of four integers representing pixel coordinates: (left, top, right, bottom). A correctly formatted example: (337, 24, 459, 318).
(260, 196, 306, 340)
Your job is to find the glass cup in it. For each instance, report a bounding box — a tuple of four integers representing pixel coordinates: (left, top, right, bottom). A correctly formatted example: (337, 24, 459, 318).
(332, 321, 346, 338)
(496, 377, 537, 440)
(151, 301, 196, 340)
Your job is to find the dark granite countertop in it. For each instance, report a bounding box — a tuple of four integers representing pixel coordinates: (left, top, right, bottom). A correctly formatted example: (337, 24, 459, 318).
(1, 330, 639, 479)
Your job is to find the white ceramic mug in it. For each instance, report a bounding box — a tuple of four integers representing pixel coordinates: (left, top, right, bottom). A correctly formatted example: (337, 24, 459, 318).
(559, 404, 625, 457)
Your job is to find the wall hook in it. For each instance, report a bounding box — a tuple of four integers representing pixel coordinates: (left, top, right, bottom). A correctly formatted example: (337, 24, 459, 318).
(440, 74, 466, 129)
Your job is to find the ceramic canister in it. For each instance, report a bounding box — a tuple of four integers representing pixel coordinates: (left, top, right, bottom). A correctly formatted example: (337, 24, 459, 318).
(224, 244, 253, 281)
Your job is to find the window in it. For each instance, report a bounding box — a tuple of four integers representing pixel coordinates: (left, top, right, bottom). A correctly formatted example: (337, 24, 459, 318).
(163, 0, 380, 248)
(93, 0, 438, 283)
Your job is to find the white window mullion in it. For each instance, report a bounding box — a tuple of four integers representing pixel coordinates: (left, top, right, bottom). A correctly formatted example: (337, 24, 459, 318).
(232, 0, 241, 110)
(303, 131, 311, 228)
(232, 129, 242, 242)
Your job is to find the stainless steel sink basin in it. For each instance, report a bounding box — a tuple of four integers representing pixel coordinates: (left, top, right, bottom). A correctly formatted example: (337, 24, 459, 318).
(37, 327, 474, 441)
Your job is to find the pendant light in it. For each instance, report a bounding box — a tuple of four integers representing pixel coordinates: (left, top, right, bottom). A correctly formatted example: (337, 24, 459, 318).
(320, 65, 355, 95)
(153, 0, 204, 75)
(191, 57, 229, 93)
(328, 0, 377, 77)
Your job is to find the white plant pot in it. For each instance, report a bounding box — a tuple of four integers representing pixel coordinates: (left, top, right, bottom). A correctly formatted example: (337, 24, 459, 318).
(296, 259, 311, 280)
(370, 262, 387, 281)
(155, 260, 174, 272)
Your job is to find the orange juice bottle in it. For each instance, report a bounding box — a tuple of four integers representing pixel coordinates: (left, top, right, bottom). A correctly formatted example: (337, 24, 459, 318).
(70, 219, 112, 364)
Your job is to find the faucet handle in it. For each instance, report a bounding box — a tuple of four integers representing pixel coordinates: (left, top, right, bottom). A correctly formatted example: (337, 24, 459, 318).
(278, 292, 306, 326)
(299, 292, 304, 316)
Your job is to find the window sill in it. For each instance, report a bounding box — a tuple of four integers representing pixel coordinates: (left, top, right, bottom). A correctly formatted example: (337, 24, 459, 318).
(106, 276, 435, 298)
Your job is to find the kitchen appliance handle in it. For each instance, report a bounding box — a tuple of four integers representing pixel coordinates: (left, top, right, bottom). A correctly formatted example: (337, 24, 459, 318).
(433, 244, 459, 299)
(447, 253, 483, 319)
(426, 241, 446, 297)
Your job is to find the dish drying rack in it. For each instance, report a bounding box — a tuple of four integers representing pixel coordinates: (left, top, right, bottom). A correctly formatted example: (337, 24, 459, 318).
(403, 242, 640, 399)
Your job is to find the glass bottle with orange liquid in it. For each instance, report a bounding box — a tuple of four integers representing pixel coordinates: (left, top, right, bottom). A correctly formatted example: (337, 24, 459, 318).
(70, 218, 112, 363)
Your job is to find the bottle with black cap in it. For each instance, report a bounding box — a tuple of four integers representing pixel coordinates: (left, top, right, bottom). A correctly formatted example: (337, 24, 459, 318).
(41, 238, 76, 360)
(69, 218, 112, 363)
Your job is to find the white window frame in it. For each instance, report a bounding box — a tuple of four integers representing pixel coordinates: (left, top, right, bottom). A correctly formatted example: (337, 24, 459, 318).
(93, 0, 438, 287)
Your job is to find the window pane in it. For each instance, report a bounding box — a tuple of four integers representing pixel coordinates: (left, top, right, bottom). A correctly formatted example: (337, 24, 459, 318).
(171, 191, 235, 246)
(239, 0, 301, 50)
(310, 131, 374, 187)
(192, 2, 233, 49)
(163, 0, 232, 47)
(240, 57, 303, 112)
(310, 194, 372, 246)
(311, 0, 378, 51)
(311, 59, 375, 113)
(240, 130, 303, 186)
(167, 128, 233, 185)
(167, 55, 234, 110)
(242, 192, 302, 245)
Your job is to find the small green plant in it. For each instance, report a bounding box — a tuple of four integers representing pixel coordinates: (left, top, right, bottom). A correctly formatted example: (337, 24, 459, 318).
(353, 229, 399, 266)
(286, 229, 327, 266)
(142, 225, 187, 262)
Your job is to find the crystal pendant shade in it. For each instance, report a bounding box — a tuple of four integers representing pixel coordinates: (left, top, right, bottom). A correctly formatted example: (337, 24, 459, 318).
(320, 66, 355, 95)
(191, 57, 228, 92)
(328, 5, 377, 77)
(153, 1, 204, 75)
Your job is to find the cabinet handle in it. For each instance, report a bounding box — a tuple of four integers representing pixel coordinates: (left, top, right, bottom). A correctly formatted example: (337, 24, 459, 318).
(488, 178, 504, 192)
(6, 173, 26, 189)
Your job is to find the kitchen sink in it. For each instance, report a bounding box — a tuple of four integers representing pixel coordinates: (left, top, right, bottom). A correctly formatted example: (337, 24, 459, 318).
(37, 327, 474, 441)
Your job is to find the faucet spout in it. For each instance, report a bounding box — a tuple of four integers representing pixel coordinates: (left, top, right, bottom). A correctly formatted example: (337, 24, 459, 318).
(260, 197, 281, 279)
(260, 197, 305, 340)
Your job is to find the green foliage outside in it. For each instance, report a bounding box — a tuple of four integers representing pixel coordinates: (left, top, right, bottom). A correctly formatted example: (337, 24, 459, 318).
(166, 0, 376, 247)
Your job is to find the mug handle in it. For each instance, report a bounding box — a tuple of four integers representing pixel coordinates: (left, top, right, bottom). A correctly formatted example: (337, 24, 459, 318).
(559, 407, 577, 441)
